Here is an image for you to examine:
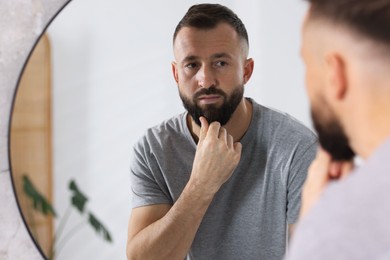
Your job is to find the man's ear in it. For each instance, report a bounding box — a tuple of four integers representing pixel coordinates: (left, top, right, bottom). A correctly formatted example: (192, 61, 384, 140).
(325, 53, 348, 101)
(172, 61, 179, 84)
(243, 58, 254, 84)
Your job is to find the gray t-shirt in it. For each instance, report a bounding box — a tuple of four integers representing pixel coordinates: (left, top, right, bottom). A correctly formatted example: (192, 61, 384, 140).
(286, 138, 390, 260)
(130, 99, 317, 260)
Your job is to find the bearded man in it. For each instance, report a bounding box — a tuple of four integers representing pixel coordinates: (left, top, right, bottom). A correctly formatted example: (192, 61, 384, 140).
(287, 0, 390, 259)
(126, 4, 317, 260)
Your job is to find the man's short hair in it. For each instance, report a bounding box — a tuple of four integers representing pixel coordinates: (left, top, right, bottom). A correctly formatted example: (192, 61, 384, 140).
(173, 3, 249, 47)
(306, 0, 390, 46)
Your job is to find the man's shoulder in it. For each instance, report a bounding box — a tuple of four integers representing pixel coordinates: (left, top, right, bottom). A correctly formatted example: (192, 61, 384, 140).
(146, 113, 185, 136)
(288, 157, 390, 260)
(134, 112, 188, 149)
(252, 100, 316, 141)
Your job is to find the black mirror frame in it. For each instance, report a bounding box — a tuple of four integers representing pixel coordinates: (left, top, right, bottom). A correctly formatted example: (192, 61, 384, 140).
(0, 1, 72, 258)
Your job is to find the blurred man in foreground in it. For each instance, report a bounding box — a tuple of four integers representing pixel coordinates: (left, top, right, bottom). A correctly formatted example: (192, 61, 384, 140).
(288, 0, 390, 259)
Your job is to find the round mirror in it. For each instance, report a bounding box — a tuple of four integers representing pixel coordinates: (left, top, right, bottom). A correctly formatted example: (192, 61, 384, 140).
(7, 0, 309, 259)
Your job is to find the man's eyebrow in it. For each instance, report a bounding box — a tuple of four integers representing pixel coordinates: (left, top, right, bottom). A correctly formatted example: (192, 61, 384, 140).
(211, 53, 233, 59)
(181, 53, 233, 63)
(182, 55, 198, 63)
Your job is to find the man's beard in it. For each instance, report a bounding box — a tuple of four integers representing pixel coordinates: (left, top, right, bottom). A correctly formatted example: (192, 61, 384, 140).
(180, 86, 244, 126)
(311, 105, 355, 161)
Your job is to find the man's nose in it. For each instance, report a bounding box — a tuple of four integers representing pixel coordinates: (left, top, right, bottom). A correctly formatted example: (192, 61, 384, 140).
(197, 65, 216, 89)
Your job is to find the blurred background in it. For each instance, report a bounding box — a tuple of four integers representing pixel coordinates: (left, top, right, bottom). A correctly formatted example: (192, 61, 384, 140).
(10, 0, 310, 259)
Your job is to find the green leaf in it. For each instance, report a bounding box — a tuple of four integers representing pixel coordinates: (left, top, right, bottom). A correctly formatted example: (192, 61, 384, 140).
(88, 213, 113, 243)
(68, 180, 88, 214)
(22, 175, 56, 217)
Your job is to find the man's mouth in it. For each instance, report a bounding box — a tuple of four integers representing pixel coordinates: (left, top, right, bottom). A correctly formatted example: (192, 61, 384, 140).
(197, 95, 222, 105)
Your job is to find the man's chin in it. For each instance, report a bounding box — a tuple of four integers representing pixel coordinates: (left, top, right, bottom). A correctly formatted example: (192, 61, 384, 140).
(322, 144, 355, 161)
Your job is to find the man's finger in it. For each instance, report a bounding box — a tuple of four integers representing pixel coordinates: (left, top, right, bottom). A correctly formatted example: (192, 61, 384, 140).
(199, 117, 209, 141)
(207, 121, 221, 139)
(329, 162, 342, 178)
(234, 142, 242, 154)
(317, 147, 332, 161)
(314, 149, 332, 172)
(227, 134, 233, 148)
(340, 161, 354, 180)
(218, 127, 227, 141)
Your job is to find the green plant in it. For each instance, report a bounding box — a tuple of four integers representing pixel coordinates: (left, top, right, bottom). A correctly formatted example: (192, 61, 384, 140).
(22, 175, 113, 260)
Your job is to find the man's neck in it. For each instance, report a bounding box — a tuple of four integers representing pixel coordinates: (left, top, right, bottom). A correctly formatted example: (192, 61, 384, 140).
(352, 116, 390, 160)
(347, 96, 390, 159)
(188, 98, 253, 143)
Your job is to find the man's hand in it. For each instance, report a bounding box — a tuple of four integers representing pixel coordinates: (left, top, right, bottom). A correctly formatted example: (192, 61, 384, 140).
(127, 117, 242, 260)
(299, 148, 354, 219)
(189, 117, 242, 198)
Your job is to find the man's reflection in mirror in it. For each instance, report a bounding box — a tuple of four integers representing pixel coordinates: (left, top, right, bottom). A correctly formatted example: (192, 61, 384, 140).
(127, 4, 317, 260)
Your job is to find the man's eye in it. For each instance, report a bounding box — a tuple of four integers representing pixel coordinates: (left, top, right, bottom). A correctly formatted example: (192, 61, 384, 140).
(215, 61, 227, 67)
(185, 63, 198, 69)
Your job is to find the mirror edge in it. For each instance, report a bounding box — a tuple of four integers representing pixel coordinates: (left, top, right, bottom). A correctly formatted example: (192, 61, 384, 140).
(0, 0, 72, 259)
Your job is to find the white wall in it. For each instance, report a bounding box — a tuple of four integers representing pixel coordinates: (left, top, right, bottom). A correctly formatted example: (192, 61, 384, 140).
(47, 0, 310, 259)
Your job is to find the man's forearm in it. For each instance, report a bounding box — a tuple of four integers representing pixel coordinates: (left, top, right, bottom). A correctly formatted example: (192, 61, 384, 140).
(127, 181, 215, 260)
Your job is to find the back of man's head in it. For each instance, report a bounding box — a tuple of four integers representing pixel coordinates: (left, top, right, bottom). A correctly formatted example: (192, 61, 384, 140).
(302, 0, 390, 160)
(305, 0, 390, 50)
(173, 3, 249, 48)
